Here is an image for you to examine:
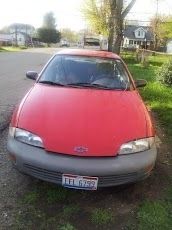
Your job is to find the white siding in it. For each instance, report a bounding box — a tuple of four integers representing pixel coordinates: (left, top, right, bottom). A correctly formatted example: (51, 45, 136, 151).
(134, 28, 145, 39)
(167, 41, 172, 53)
(11, 33, 25, 46)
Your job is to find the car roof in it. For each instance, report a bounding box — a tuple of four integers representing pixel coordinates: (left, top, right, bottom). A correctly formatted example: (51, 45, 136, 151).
(56, 49, 121, 59)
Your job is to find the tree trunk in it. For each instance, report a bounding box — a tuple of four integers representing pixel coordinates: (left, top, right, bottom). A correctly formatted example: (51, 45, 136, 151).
(108, 0, 116, 51)
(113, 7, 123, 54)
(113, 33, 123, 54)
(108, 0, 123, 54)
(108, 0, 136, 54)
(154, 33, 158, 51)
(108, 29, 114, 51)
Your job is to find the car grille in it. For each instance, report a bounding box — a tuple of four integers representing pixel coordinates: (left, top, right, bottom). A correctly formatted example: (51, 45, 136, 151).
(23, 164, 62, 183)
(23, 163, 148, 187)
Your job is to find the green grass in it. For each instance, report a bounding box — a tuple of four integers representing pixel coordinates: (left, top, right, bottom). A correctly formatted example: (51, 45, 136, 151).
(59, 223, 77, 230)
(123, 52, 172, 230)
(21, 184, 72, 205)
(124, 52, 172, 138)
(91, 208, 113, 225)
(46, 185, 74, 203)
(137, 187, 172, 230)
(63, 204, 80, 218)
(13, 180, 82, 229)
(138, 201, 170, 230)
(142, 83, 172, 136)
(22, 189, 39, 205)
(149, 54, 170, 67)
(0, 46, 27, 52)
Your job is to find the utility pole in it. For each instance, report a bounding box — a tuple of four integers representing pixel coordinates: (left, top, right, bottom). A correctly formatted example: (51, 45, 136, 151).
(25, 24, 28, 47)
(154, 0, 159, 50)
(15, 24, 18, 46)
(156, 0, 159, 18)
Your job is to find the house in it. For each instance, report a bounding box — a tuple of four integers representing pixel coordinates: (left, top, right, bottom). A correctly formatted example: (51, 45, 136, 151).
(123, 25, 154, 49)
(0, 32, 32, 46)
(10, 32, 32, 46)
(0, 33, 12, 45)
(8, 23, 35, 36)
(166, 39, 172, 53)
(8, 23, 34, 46)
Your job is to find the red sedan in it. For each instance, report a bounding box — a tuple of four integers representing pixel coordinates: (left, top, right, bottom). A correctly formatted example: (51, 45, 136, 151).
(7, 49, 157, 190)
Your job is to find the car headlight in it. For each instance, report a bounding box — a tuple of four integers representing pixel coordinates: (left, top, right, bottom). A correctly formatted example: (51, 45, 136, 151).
(9, 127, 44, 148)
(118, 137, 155, 155)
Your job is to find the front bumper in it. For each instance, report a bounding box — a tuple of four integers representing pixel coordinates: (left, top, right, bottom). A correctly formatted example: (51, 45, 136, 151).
(7, 137, 157, 187)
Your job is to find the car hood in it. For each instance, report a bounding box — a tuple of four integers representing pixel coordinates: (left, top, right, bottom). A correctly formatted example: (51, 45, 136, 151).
(17, 84, 150, 157)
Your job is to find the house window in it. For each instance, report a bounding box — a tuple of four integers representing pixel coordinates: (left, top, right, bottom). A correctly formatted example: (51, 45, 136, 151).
(138, 31, 141, 36)
(129, 40, 133, 45)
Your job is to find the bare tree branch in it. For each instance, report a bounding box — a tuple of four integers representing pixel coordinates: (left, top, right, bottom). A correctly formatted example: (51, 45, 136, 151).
(122, 0, 136, 18)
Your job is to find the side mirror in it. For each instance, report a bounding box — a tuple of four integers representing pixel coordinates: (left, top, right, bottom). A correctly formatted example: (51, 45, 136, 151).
(134, 79, 147, 88)
(26, 71, 38, 80)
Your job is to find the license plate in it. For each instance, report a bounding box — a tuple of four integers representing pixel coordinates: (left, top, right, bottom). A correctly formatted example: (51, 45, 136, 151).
(62, 174, 98, 190)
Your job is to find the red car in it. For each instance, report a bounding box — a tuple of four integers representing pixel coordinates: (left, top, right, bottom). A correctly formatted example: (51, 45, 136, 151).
(7, 49, 157, 190)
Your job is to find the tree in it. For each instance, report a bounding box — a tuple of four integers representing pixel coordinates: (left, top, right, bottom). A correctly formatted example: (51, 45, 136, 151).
(81, 0, 136, 54)
(150, 15, 164, 50)
(150, 15, 172, 50)
(37, 28, 61, 45)
(43, 12, 56, 29)
(161, 17, 172, 43)
(81, 0, 110, 36)
(60, 28, 79, 43)
(38, 12, 61, 46)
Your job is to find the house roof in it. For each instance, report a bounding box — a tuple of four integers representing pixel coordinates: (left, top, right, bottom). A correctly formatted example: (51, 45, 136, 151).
(9, 23, 35, 31)
(11, 31, 31, 39)
(123, 25, 153, 41)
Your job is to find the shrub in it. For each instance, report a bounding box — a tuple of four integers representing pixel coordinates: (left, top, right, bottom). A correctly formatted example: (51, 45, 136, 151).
(156, 58, 172, 86)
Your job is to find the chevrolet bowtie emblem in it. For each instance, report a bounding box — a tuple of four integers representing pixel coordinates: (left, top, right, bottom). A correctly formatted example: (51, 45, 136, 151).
(74, 146, 88, 153)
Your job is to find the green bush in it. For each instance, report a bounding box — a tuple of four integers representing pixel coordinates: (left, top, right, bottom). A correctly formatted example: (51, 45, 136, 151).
(156, 59, 172, 86)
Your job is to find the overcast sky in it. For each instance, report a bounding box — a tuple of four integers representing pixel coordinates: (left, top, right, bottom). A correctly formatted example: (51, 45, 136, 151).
(0, 0, 172, 30)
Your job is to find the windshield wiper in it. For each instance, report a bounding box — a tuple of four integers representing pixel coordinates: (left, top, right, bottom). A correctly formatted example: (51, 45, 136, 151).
(39, 80, 66, 86)
(66, 82, 122, 90)
(39, 81, 124, 90)
(91, 83, 123, 90)
(66, 83, 93, 87)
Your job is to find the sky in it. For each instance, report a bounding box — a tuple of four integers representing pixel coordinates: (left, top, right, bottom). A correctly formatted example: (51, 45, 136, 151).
(0, 0, 172, 31)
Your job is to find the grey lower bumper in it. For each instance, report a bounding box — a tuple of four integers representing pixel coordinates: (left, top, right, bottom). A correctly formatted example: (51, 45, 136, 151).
(7, 137, 157, 187)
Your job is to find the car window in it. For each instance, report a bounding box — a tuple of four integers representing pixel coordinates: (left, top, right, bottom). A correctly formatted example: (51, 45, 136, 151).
(39, 55, 131, 90)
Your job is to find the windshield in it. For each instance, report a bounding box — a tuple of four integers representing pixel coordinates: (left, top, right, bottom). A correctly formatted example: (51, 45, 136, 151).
(39, 55, 131, 90)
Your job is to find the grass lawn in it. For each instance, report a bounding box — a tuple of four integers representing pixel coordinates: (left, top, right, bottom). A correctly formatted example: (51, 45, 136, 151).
(123, 52, 172, 230)
(0, 46, 27, 52)
(123, 52, 172, 137)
